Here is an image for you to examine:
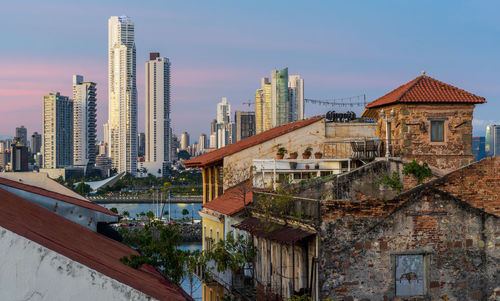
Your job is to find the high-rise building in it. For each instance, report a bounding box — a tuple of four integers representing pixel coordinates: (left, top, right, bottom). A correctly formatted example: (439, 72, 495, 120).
(472, 137, 486, 162)
(15, 126, 27, 147)
(180, 132, 190, 150)
(138, 133, 145, 157)
(108, 16, 137, 175)
(30, 132, 42, 154)
(217, 97, 231, 123)
(0, 151, 10, 170)
(171, 134, 179, 160)
(10, 138, 29, 172)
(235, 111, 255, 141)
(145, 52, 171, 172)
(199, 134, 207, 153)
(73, 75, 97, 168)
(103, 123, 109, 145)
(288, 74, 304, 121)
(42, 92, 73, 169)
(485, 124, 500, 157)
(214, 97, 234, 148)
(255, 68, 304, 134)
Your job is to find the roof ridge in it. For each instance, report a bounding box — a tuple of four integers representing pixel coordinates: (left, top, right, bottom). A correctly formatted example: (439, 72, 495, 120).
(396, 75, 425, 102)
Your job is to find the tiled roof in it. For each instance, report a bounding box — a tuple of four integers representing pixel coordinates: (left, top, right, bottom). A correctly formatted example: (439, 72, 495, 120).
(202, 180, 253, 216)
(183, 116, 323, 168)
(233, 217, 315, 245)
(0, 176, 117, 217)
(365, 75, 486, 109)
(0, 187, 192, 301)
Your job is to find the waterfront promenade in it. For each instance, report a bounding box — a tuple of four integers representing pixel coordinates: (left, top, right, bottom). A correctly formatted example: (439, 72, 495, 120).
(88, 195, 203, 204)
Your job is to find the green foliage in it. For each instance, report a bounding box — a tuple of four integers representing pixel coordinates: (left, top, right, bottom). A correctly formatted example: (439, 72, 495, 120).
(402, 160, 433, 184)
(122, 211, 130, 217)
(206, 233, 257, 273)
(375, 171, 403, 192)
(277, 146, 288, 155)
(182, 208, 189, 216)
(178, 150, 191, 160)
(109, 207, 118, 214)
(303, 146, 313, 155)
(146, 210, 155, 220)
(119, 221, 187, 284)
(75, 181, 91, 196)
(255, 189, 295, 224)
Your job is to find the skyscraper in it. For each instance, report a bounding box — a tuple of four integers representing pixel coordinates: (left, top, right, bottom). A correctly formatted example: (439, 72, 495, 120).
(199, 134, 207, 154)
(180, 132, 190, 150)
(42, 92, 73, 169)
(108, 16, 137, 175)
(215, 97, 234, 148)
(73, 75, 97, 168)
(217, 97, 231, 123)
(485, 124, 500, 156)
(145, 52, 171, 171)
(255, 68, 304, 134)
(11, 138, 29, 172)
(235, 111, 255, 141)
(138, 132, 145, 157)
(15, 126, 27, 146)
(30, 132, 42, 154)
(472, 137, 486, 162)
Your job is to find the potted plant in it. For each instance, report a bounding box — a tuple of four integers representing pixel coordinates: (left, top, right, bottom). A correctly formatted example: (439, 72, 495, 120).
(276, 146, 287, 159)
(302, 147, 313, 159)
(314, 151, 323, 159)
(289, 151, 298, 159)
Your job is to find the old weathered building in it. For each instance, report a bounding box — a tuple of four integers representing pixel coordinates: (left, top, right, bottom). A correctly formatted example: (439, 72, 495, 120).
(362, 74, 486, 174)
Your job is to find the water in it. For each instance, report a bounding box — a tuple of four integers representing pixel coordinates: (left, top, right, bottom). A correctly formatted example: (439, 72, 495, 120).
(99, 202, 202, 220)
(179, 242, 203, 300)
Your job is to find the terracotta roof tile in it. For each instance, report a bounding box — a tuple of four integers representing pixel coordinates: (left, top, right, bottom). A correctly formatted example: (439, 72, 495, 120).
(365, 75, 486, 109)
(183, 116, 323, 168)
(202, 181, 254, 216)
(233, 217, 315, 245)
(0, 187, 192, 301)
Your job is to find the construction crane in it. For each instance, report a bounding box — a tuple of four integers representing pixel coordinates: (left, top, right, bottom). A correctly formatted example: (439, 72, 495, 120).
(242, 101, 253, 108)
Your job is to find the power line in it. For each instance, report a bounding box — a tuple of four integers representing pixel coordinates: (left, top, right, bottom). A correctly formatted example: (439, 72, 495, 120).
(304, 94, 366, 107)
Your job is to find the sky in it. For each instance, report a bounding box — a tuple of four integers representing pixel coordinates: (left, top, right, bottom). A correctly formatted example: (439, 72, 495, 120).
(1, 0, 499, 142)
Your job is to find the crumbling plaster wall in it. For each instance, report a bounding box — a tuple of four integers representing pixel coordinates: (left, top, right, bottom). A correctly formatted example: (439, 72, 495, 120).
(318, 190, 499, 300)
(0, 227, 157, 301)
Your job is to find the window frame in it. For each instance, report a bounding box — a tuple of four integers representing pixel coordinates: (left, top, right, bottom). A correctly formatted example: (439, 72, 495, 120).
(428, 117, 448, 144)
(392, 251, 431, 298)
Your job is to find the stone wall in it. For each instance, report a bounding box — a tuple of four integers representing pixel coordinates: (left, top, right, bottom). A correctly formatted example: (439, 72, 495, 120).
(376, 103, 476, 174)
(318, 188, 499, 300)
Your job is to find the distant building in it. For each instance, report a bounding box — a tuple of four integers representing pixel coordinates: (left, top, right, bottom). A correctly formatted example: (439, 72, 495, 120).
(31, 132, 42, 154)
(234, 111, 255, 141)
(10, 138, 29, 172)
(0, 151, 11, 170)
(171, 134, 179, 161)
(103, 123, 109, 145)
(73, 75, 97, 169)
(180, 132, 190, 150)
(95, 154, 112, 176)
(485, 124, 500, 157)
(255, 68, 304, 134)
(34, 152, 43, 168)
(472, 136, 486, 161)
(15, 126, 27, 147)
(214, 98, 234, 148)
(108, 15, 137, 175)
(143, 52, 171, 177)
(198, 134, 207, 154)
(138, 133, 145, 157)
(42, 92, 73, 169)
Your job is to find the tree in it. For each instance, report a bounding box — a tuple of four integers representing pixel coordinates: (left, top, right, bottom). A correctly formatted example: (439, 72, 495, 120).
(122, 211, 130, 217)
(182, 208, 189, 217)
(402, 160, 433, 184)
(75, 181, 91, 196)
(177, 150, 191, 160)
(110, 207, 119, 214)
(146, 210, 155, 220)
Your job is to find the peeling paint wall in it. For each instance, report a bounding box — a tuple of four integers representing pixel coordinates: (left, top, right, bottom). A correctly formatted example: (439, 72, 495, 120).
(0, 227, 157, 301)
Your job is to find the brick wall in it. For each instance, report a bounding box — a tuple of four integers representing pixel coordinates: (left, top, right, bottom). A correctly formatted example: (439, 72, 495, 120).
(318, 188, 499, 300)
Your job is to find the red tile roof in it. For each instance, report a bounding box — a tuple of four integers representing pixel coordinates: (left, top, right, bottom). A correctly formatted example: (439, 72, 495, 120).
(0, 176, 117, 217)
(233, 217, 315, 245)
(0, 187, 192, 301)
(183, 116, 324, 168)
(365, 75, 486, 109)
(202, 180, 254, 216)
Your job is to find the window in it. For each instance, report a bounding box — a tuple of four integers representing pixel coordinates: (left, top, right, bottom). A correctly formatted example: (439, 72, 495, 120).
(395, 254, 425, 296)
(430, 120, 444, 142)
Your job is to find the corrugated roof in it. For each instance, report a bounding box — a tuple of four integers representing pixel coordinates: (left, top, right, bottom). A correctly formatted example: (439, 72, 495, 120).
(202, 181, 254, 216)
(365, 75, 486, 109)
(0, 176, 117, 217)
(183, 116, 324, 168)
(233, 217, 315, 245)
(0, 187, 192, 301)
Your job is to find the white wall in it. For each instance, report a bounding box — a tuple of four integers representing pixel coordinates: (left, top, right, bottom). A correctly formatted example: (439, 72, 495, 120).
(0, 227, 157, 301)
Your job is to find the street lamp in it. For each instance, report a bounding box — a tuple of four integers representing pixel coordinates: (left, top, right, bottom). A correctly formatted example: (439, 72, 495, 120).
(380, 108, 395, 159)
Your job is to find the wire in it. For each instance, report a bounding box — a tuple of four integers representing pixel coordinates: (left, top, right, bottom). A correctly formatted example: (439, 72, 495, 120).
(305, 94, 366, 107)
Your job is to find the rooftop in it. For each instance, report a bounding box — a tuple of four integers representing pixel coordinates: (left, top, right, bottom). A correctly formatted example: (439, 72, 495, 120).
(0, 187, 191, 301)
(364, 74, 486, 109)
(202, 180, 254, 216)
(183, 116, 323, 168)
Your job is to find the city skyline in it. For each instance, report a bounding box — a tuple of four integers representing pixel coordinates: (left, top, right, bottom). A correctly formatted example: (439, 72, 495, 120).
(1, 1, 499, 143)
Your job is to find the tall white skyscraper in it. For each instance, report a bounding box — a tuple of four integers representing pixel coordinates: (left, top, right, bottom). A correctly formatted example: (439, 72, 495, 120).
(73, 75, 97, 169)
(217, 97, 231, 123)
(288, 74, 304, 121)
(215, 97, 234, 148)
(144, 52, 171, 176)
(108, 16, 137, 175)
(180, 132, 190, 151)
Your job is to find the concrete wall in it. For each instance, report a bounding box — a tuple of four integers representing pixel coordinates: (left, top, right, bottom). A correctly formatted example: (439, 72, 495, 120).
(375, 103, 475, 174)
(0, 227, 157, 301)
(318, 190, 500, 300)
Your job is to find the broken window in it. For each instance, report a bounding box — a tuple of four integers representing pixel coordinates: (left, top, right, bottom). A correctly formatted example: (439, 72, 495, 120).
(395, 254, 424, 296)
(430, 120, 444, 142)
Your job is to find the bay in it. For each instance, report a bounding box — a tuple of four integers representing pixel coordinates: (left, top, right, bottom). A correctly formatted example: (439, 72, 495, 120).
(99, 202, 202, 220)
